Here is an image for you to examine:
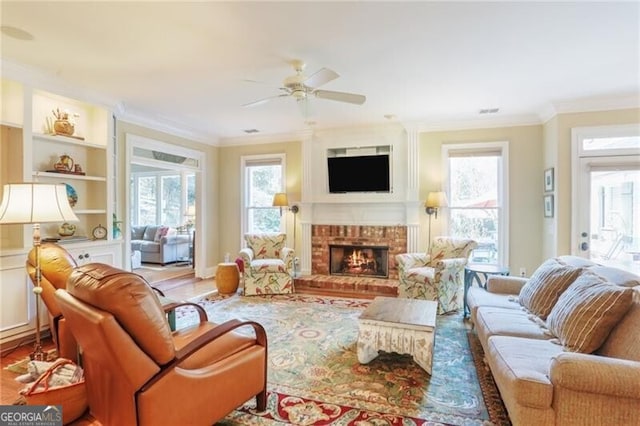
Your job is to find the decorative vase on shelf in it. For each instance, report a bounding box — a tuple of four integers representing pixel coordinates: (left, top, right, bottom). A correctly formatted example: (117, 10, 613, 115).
(53, 119, 75, 136)
(54, 154, 75, 172)
(52, 108, 75, 136)
(58, 222, 76, 237)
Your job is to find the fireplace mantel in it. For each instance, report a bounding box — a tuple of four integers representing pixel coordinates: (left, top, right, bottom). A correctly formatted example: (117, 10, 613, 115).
(312, 202, 408, 226)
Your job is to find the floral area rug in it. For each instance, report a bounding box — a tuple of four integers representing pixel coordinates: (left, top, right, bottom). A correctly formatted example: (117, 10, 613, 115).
(175, 294, 510, 425)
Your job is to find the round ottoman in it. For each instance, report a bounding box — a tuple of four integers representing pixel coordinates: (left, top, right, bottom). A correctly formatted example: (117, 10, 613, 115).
(215, 262, 240, 294)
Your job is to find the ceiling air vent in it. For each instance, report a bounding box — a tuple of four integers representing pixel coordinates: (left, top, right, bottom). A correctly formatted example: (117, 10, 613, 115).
(479, 108, 500, 114)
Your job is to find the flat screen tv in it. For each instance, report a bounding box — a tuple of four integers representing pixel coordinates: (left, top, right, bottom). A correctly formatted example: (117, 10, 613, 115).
(327, 154, 391, 193)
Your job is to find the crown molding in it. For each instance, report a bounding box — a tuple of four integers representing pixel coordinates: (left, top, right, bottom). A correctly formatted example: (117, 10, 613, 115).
(2, 58, 218, 145)
(411, 113, 542, 133)
(115, 105, 218, 145)
(218, 129, 314, 146)
(539, 94, 640, 123)
(1, 59, 118, 111)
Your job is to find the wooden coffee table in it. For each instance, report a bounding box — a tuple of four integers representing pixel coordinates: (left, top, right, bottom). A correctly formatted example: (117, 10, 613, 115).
(357, 297, 438, 374)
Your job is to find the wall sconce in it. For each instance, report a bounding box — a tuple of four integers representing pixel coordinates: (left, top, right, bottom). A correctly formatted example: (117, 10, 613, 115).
(272, 192, 299, 250)
(425, 191, 448, 251)
(272, 192, 289, 216)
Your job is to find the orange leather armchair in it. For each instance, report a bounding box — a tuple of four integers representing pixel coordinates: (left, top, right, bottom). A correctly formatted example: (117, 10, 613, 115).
(26, 242, 79, 360)
(55, 263, 268, 425)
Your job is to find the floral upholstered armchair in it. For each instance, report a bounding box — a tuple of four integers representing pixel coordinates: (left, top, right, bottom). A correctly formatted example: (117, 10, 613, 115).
(396, 237, 477, 314)
(239, 233, 295, 295)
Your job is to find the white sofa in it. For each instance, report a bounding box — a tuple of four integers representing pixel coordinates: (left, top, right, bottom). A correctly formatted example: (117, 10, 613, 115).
(130, 225, 190, 265)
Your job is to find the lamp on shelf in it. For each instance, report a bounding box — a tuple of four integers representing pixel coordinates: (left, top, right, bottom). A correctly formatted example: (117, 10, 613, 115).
(0, 183, 78, 360)
(272, 192, 299, 250)
(425, 191, 448, 252)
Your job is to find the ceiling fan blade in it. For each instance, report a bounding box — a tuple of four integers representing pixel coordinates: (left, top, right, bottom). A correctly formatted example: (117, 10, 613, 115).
(242, 93, 288, 108)
(314, 90, 366, 105)
(304, 68, 339, 89)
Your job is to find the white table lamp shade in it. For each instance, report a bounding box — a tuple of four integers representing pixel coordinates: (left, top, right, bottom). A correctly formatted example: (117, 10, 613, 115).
(0, 183, 79, 224)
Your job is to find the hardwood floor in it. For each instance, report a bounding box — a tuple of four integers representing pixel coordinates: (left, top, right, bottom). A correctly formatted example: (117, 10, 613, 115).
(0, 268, 371, 424)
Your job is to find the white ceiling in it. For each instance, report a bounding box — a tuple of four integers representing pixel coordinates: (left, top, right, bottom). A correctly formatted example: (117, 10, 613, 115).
(1, 1, 639, 144)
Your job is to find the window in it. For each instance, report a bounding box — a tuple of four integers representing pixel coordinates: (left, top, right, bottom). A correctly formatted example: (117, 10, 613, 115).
(131, 170, 195, 227)
(443, 142, 509, 266)
(241, 154, 285, 236)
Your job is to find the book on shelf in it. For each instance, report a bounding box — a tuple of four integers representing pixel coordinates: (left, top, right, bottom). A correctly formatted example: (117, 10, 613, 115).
(56, 236, 90, 244)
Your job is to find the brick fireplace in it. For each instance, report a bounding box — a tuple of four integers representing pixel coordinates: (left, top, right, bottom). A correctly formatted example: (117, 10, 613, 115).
(329, 244, 389, 278)
(311, 225, 407, 280)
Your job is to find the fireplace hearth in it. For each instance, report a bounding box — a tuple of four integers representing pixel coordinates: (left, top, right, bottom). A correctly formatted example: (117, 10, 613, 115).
(329, 244, 389, 278)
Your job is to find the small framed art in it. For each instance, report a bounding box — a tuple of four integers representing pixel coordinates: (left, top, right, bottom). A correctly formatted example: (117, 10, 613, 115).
(544, 168, 554, 192)
(544, 195, 554, 218)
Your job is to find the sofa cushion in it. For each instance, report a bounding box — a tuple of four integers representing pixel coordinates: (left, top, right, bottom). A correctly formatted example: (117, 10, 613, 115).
(486, 335, 562, 409)
(546, 272, 634, 353)
(143, 225, 160, 241)
(244, 233, 286, 260)
(596, 288, 640, 361)
(587, 265, 640, 288)
(518, 257, 583, 319)
(139, 241, 161, 253)
(249, 259, 287, 273)
(153, 226, 170, 242)
(131, 225, 146, 240)
(466, 286, 521, 323)
(404, 266, 435, 284)
(476, 306, 551, 353)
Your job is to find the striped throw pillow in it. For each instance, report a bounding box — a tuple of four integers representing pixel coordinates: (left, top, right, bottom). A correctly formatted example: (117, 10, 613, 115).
(546, 272, 634, 353)
(518, 258, 583, 319)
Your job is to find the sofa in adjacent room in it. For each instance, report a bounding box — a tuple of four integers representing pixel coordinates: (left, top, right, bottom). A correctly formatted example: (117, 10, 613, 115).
(130, 225, 190, 265)
(466, 255, 640, 425)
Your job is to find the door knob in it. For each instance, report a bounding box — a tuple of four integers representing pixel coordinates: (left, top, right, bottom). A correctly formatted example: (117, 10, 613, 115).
(580, 242, 589, 251)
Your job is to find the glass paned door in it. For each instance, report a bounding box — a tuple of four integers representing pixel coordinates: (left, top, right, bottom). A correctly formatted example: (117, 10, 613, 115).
(573, 125, 640, 274)
(577, 160, 640, 274)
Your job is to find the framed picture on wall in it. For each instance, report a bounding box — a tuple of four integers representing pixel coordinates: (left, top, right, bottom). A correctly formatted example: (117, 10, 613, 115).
(544, 168, 554, 192)
(544, 195, 554, 218)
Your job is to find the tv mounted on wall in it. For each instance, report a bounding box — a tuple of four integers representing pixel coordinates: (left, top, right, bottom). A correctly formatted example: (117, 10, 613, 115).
(327, 154, 391, 193)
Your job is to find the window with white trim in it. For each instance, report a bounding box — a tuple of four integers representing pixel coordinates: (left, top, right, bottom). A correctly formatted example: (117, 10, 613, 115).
(443, 142, 509, 266)
(131, 170, 195, 227)
(241, 154, 286, 236)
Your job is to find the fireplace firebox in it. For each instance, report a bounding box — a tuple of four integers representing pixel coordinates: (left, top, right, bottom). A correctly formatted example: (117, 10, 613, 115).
(329, 244, 389, 278)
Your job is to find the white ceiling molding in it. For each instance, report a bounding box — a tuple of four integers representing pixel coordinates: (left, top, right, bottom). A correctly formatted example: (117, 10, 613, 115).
(218, 129, 314, 147)
(412, 113, 543, 133)
(115, 106, 218, 146)
(1, 58, 118, 112)
(540, 94, 640, 124)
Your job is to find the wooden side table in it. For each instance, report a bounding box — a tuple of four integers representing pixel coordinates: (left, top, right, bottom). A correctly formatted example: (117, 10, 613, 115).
(215, 262, 240, 295)
(463, 263, 509, 318)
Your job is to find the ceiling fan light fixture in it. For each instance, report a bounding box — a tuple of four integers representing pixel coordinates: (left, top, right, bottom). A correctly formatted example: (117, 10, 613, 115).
(243, 59, 366, 110)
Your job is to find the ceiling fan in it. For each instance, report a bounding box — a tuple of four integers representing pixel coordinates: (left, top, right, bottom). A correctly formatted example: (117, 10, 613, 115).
(243, 59, 366, 108)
